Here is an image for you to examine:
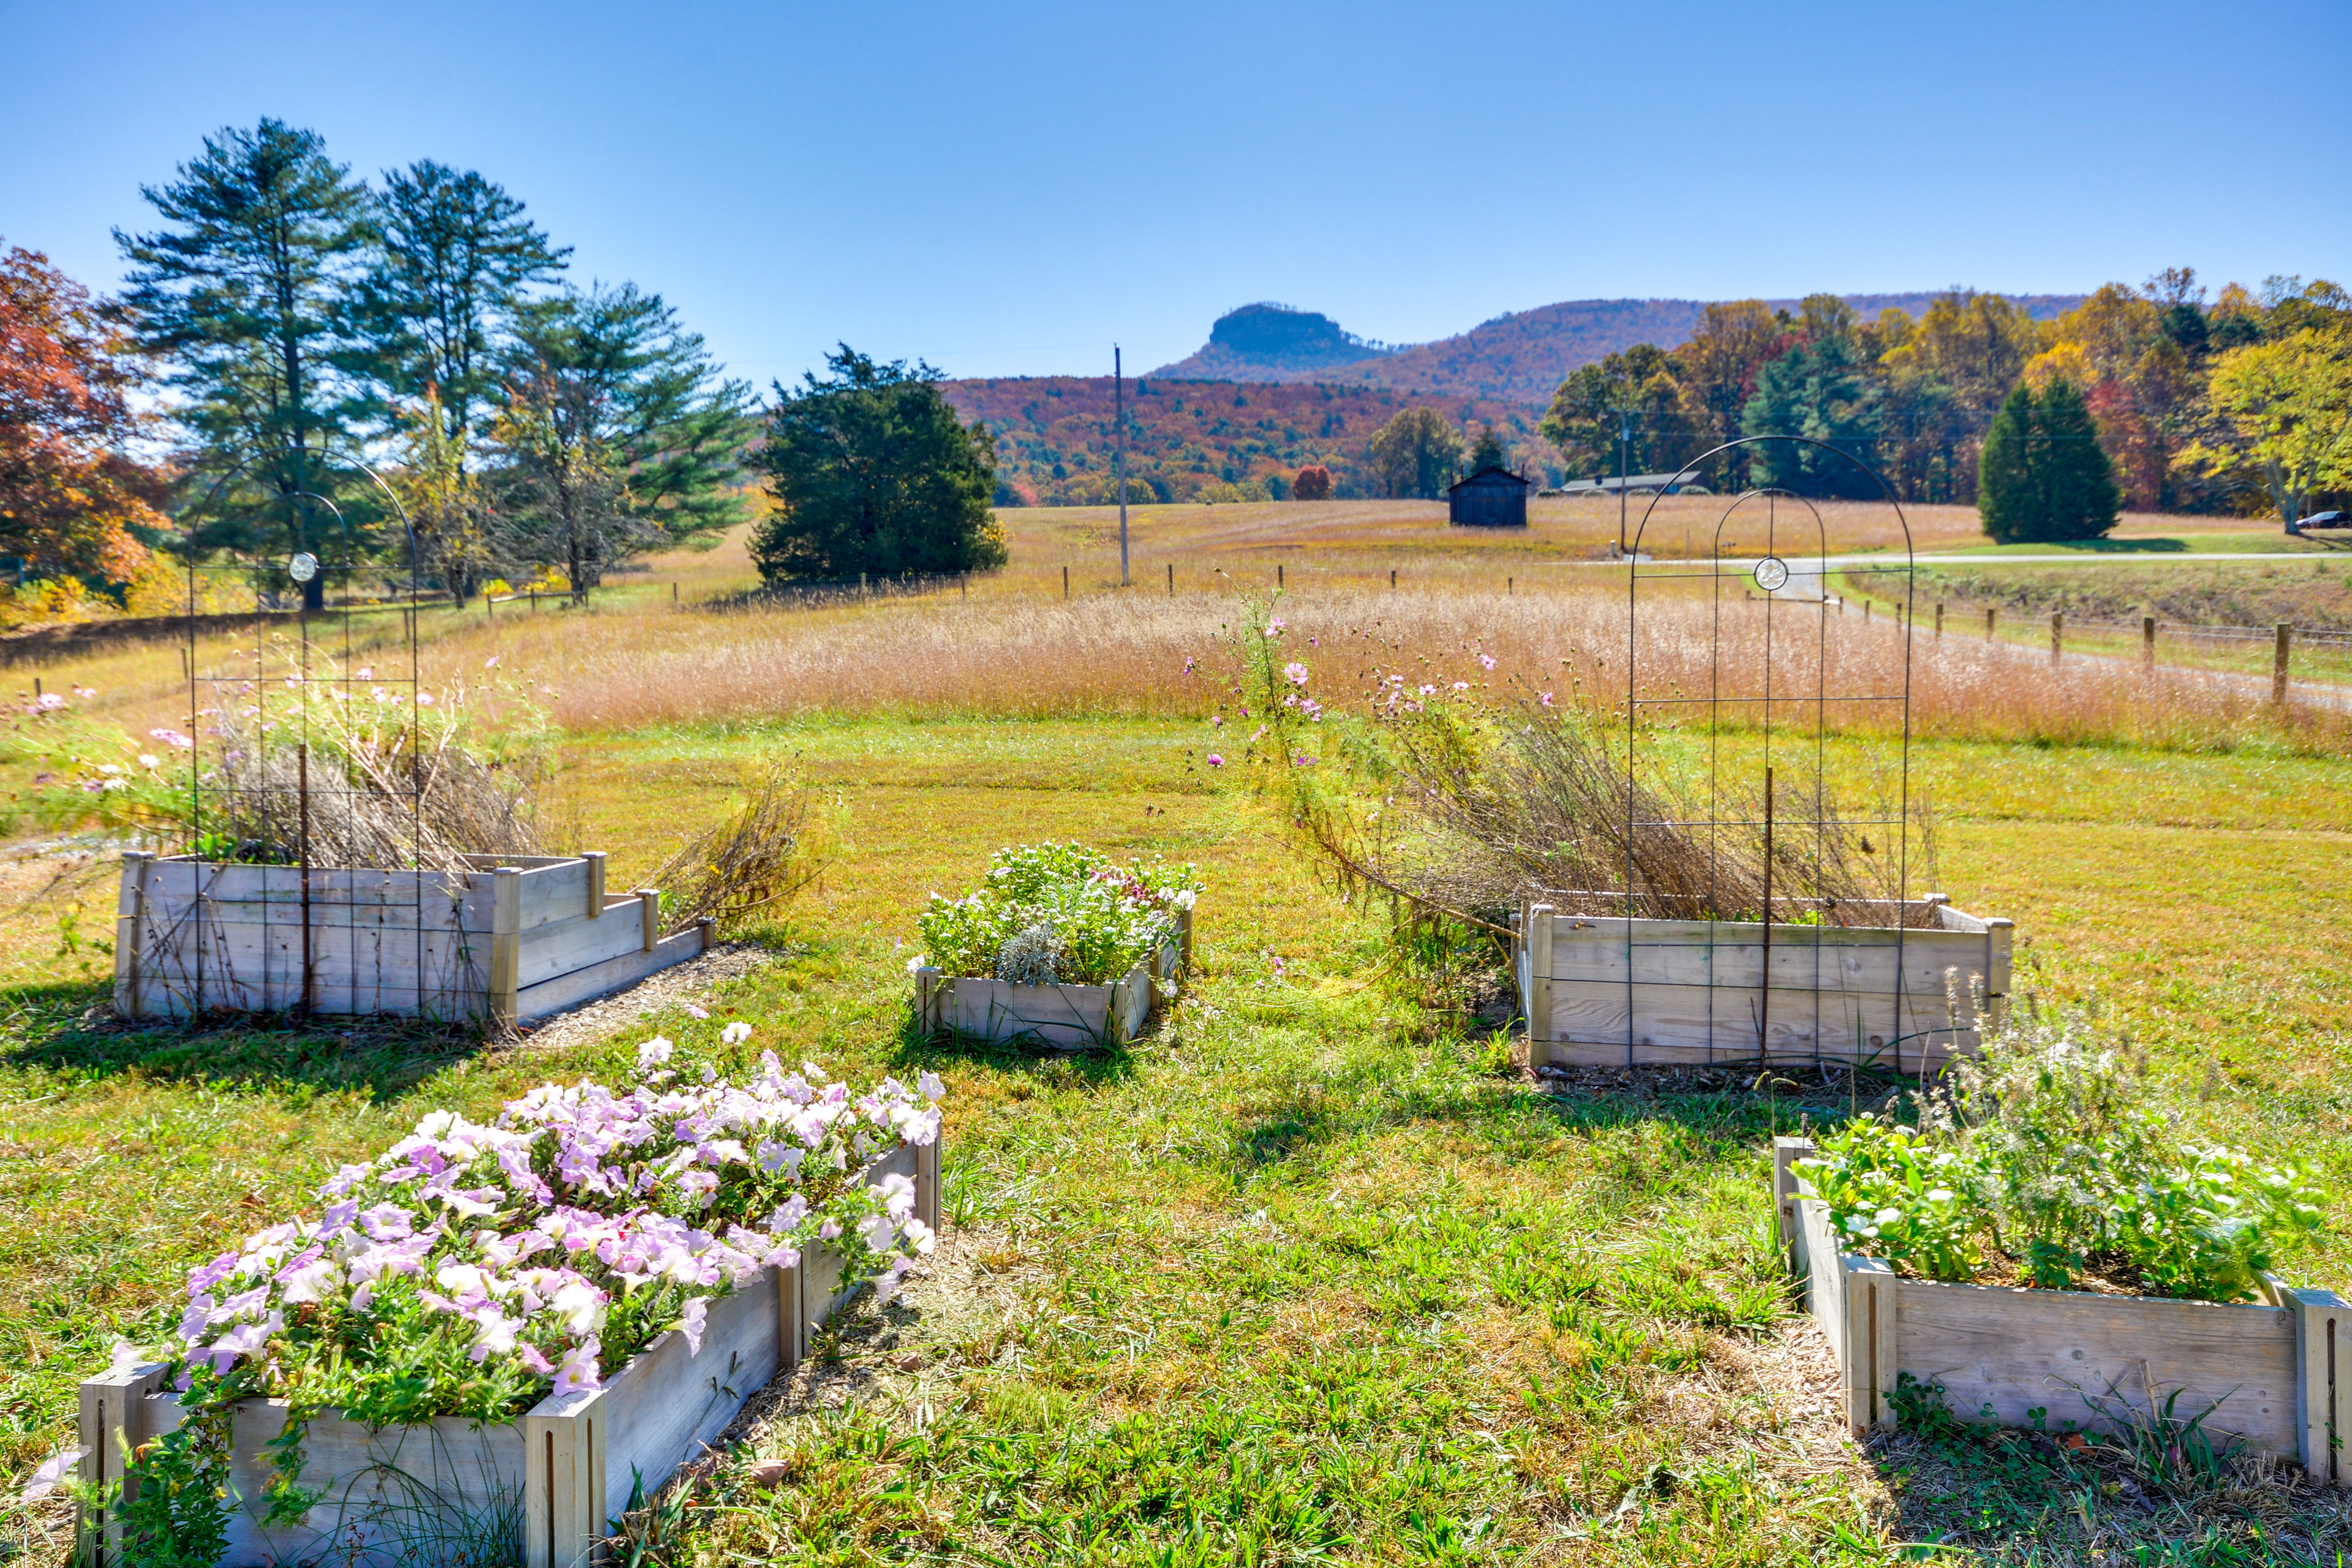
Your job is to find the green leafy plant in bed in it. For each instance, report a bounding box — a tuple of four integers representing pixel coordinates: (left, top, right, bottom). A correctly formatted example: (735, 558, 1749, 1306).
(914, 842, 1200, 985)
(1799, 986, 2323, 1302)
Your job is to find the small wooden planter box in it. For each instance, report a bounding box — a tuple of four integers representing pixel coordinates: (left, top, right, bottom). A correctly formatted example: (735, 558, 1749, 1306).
(78, 1139, 942, 1568)
(113, 851, 710, 1026)
(913, 911, 1191, 1050)
(1516, 894, 2013, 1073)
(1773, 1137, 2348, 1482)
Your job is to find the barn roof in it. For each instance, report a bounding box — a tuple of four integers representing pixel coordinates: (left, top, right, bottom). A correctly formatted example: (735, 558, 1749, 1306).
(1447, 465, 1530, 494)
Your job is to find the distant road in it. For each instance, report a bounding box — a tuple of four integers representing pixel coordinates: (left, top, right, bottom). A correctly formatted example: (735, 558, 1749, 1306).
(1554, 551, 2350, 710)
(1555, 551, 2320, 570)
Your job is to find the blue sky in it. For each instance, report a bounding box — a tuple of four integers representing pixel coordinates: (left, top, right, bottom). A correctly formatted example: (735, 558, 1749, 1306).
(3, 0, 2345, 387)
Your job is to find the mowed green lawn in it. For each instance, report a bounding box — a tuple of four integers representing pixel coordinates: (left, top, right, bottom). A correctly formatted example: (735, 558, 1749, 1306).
(1, 719, 2348, 1565)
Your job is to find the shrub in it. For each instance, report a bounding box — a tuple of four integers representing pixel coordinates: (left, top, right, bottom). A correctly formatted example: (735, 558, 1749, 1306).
(1293, 464, 1332, 501)
(915, 841, 1199, 985)
(1978, 379, 2122, 543)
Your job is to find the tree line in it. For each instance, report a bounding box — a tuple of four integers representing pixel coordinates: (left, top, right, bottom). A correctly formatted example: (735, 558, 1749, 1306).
(1, 118, 1010, 607)
(1534, 277, 2351, 532)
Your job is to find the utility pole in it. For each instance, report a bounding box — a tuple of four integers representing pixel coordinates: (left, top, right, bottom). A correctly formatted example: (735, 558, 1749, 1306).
(1618, 413, 1632, 557)
(1115, 345, 1130, 587)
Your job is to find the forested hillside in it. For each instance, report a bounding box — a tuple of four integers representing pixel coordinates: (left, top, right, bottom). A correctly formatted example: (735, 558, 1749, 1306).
(1151, 294, 2088, 405)
(937, 376, 1551, 505)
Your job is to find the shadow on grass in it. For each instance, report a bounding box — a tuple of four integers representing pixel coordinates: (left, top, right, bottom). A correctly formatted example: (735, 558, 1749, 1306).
(0, 978, 492, 1101)
(884, 1004, 1143, 1089)
(1218, 1052, 1909, 1176)
(1860, 1386, 2352, 1563)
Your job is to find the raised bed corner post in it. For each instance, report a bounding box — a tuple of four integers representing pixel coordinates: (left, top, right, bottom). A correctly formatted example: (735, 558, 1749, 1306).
(114, 850, 156, 1019)
(2282, 1284, 2350, 1485)
(489, 866, 523, 1027)
(582, 851, 605, 919)
(1771, 1135, 1809, 1270)
(523, 1385, 605, 1568)
(77, 1359, 170, 1568)
(1527, 903, 1554, 1071)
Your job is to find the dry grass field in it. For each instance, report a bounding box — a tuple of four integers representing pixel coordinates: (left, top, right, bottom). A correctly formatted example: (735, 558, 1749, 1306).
(0, 501, 2346, 1567)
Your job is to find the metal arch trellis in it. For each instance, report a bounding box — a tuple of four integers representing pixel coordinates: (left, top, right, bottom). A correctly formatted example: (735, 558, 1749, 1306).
(151, 448, 448, 1019)
(1616, 433, 1921, 1074)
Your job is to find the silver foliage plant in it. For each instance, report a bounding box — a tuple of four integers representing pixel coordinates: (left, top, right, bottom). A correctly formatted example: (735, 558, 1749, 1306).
(993, 921, 1066, 986)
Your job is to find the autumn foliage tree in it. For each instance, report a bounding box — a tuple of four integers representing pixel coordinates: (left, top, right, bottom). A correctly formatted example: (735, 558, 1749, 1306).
(0, 243, 159, 582)
(1292, 464, 1332, 501)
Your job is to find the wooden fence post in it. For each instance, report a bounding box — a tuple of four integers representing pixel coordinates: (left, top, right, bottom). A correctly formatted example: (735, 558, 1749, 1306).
(2275, 623, 2292, 703)
(2143, 615, 2156, 669)
(2050, 611, 2063, 663)
(918, 1132, 943, 1235)
(776, 1259, 807, 1372)
(1167, 563, 1174, 597)
(1986, 606, 1996, 639)
(1934, 602, 1943, 639)
(1841, 1256, 1899, 1435)
(1389, 568, 1396, 590)
(635, 888, 659, 951)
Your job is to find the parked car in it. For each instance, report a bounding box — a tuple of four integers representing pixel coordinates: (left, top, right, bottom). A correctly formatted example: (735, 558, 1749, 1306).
(2290, 510, 2348, 533)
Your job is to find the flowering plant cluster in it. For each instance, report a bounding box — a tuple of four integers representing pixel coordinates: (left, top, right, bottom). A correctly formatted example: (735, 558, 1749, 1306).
(1799, 989, 2323, 1302)
(914, 842, 1199, 986)
(149, 1030, 940, 1432)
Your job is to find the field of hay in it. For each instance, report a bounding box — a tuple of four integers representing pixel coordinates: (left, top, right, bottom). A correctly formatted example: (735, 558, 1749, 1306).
(0, 502, 2346, 1567)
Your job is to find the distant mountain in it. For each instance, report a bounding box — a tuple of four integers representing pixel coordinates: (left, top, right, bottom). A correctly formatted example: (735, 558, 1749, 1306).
(1147, 292, 2090, 406)
(1150, 302, 1400, 380)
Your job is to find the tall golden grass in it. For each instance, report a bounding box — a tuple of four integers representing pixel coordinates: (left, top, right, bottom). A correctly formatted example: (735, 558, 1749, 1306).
(390, 577, 2350, 755)
(7, 505, 2337, 780)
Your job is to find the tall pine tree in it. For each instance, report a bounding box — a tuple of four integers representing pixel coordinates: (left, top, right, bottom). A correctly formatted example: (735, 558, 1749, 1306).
(355, 162, 568, 448)
(494, 283, 755, 595)
(117, 120, 370, 609)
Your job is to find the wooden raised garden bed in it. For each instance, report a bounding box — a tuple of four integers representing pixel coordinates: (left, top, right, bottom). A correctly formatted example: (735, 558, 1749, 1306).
(1773, 1136, 2348, 1482)
(1515, 894, 2013, 1072)
(77, 1137, 942, 1568)
(113, 851, 711, 1025)
(913, 909, 1191, 1050)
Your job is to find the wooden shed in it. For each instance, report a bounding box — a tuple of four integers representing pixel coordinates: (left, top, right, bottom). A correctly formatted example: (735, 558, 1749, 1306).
(1448, 466, 1530, 527)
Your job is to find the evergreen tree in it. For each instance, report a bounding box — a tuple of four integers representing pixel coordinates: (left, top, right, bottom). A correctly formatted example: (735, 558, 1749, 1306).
(1468, 424, 1507, 473)
(1977, 385, 2037, 543)
(1741, 331, 1882, 497)
(750, 347, 1005, 582)
(116, 119, 370, 609)
(354, 162, 568, 450)
(1976, 380, 2121, 543)
(2034, 377, 2122, 540)
(495, 283, 755, 595)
